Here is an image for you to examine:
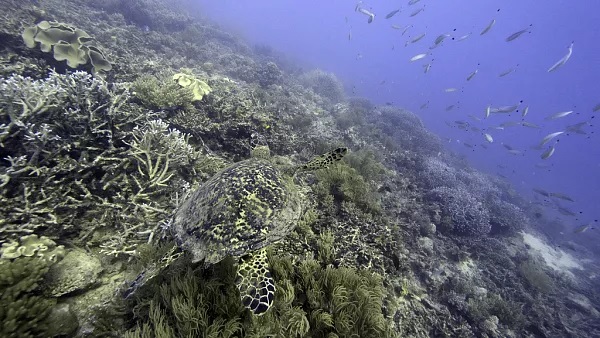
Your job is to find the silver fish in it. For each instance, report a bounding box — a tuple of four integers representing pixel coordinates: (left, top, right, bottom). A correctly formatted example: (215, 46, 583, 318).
(402, 25, 412, 35)
(539, 131, 564, 146)
(541, 145, 555, 160)
(391, 25, 402, 30)
(484, 133, 493, 143)
(411, 33, 427, 43)
(548, 41, 574, 72)
(498, 67, 517, 77)
(467, 69, 478, 81)
(410, 8, 424, 17)
(593, 103, 600, 112)
(491, 104, 519, 113)
(485, 105, 491, 118)
(357, 7, 375, 23)
(545, 110, 573, 120)
(565, 122, 588, 134)
(445, 87, 458, 92)
(385, 9, 400, 19)
(457, 33, 471, 41)
(420, 102, 429, 109)
(408, 0, 421, 5)
(506, 24, 532, 42)
(446, 104, 455, 111)
(549, 192, 574, 202)
(574, 223, 591, 234)
(423, 63, 431, 73)
(521, 121, 541, 129)
(480, 19, 496, 35)
(410, 53, 427, 61)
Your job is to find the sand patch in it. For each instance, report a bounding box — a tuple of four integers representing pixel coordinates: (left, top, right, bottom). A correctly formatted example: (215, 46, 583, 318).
(521, 231, 583, 273)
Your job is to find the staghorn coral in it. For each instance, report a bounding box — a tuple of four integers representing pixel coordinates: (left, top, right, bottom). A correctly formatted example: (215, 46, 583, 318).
(486, 198, 529, 235)
(426, 186, 491, 236)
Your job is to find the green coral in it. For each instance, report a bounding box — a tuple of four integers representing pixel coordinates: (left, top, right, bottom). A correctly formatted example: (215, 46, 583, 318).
(0, 257, 56, 337)
(314, 162, 381, 215)
(122, 251, 396, 338)
(0, 234, 65, 262)
(22, 21, 111, 74)
(131, 73, 195, 111)
(173, 72, 212, 101)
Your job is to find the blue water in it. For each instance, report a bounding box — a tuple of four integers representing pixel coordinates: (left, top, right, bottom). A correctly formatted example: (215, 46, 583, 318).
(192, 1, 599, 245)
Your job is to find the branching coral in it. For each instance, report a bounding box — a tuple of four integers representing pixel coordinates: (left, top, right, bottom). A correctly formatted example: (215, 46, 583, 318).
(298, 69, 346, 104)
(426, 186, 491, 236)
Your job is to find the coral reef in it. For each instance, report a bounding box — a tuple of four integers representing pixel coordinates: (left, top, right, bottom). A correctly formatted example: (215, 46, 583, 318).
(427, 186, 492, 236)
(298, 69, 346, 104)
(22, 21, 111, 74)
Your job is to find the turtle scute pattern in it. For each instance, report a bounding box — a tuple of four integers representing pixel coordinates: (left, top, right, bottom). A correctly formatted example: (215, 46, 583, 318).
(172, 157, 301, 265)
(235, 248, 275, 315)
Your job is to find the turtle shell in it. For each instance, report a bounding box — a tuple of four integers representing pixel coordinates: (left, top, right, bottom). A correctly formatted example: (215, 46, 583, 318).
(171, 157, 303, 264)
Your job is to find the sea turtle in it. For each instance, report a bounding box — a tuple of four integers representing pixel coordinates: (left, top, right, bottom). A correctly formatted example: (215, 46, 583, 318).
(167, 134, 347, 315)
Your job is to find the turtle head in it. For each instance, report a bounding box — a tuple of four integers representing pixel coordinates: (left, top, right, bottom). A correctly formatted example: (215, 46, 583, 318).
(250, 133, 271, 160)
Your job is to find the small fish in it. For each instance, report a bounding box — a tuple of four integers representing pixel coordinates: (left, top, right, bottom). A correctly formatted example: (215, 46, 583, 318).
(470, 126, 481, 132)
(445, 87, 458, 92)
(463, 142, 474, 148)
(446, 104, 455, 111)
(548, 41, 574, 72)
(411, 33, 427, 43)
(539, 131, 564, 146)
(480, 19, 496, 35)
(491, 104, 519, 113)
(468, 114, 481, 121)
(498, 66, 517, 77)
(545, 110, 573, 120)
(557, 206, 575, 217)
(410, 53, 427, 61)
(457, 33, 471, 41)
(521, 121, 541, 129)
(500, 121, 519, 128)
(573, 223, 591, 234)
(357, 7, 376, 23)
(549, 192, 574, 202)
(521, 106, 529, 118)
(423, 63, 431, 73)
(485, 105, 491, 118)
(385, 9, 401, 19)
(593, 103, 600, 112)
(484, 133, 493, 143)
(410, 8, 424, 17)
(532, 188, 550, 197)
(402, 25, 412, 35)
(466, 69, 478, 81)
(506, 24, 533, 42)
(565, 121, 588, 134)
(391, 25, 402, 30)
(541, 145, 555, 160)
(508, 149, 523, 155)
(420, 102, 429, 109)
(408, 0, 421, 5)
(348, 31, 352, 40)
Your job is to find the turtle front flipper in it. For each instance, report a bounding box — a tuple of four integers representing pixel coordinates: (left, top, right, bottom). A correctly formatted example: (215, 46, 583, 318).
(235, 248, 275, 316)
(298, 147, 348, 172)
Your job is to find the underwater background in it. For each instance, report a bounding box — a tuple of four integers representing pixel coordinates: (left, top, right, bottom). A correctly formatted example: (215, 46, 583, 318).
(0, 0, 599, 337)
